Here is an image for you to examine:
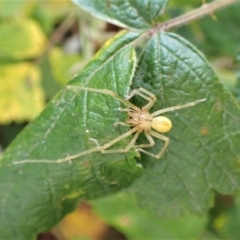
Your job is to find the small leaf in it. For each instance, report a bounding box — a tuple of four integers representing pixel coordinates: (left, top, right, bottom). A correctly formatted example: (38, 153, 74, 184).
(73, 0, 168, 30)
(0, 63, 44, 123)
(0, 31, 142, 239)
(130, 32, 240, 217)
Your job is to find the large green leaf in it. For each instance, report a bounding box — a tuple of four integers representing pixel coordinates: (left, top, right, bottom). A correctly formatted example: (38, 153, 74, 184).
(0, 31, 142, 239)
(129, 32, 240, 217)
(73, 0, 168, 30)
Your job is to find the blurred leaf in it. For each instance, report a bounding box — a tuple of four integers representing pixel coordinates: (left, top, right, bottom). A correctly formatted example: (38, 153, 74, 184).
(169, 0, 201, 8)
(209, 57, 238, 95)
(78, 9, 114, 65)
(49, 47, 82, 85)
(52, 202, 108, 240)
(129, 32, 240, 217)
(235, 76, 240, 102)
(199, 231, 221, 240)
(197, 4, 240, 57)
(0, 62, 44, 124)
(0, 19, 46, 60)
(234, 52, 240, 102)
(92, 192, 208, 240)
(0, 0, 26, 18)
(209, 193, 240, 240)
(0, 31, 142, 239)
(165, 2, 240, 59)
(214, 68, 237, 93)
(212, 194, 240, 240)
(26, 0, 74, 35)
(0, 123, 27, 149)
(73, 0, 169, 30)
(36, 0, 74, 20)
(40, 56, 62, 100)
(30, 4, 54, 35)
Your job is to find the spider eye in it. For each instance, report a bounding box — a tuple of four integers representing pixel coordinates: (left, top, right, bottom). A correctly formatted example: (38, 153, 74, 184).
(152, 116, 172, 133)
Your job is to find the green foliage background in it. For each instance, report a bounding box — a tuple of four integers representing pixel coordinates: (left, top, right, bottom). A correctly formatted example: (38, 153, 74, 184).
(0, 0, 240, 239)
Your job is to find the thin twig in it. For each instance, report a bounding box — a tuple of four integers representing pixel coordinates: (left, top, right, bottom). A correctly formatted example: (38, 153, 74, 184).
(155, 0, 238, 31)
(35, 10, 77, 64)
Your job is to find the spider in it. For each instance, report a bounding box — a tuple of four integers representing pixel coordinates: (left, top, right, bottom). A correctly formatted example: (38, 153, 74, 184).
(13, 86, 206, 164)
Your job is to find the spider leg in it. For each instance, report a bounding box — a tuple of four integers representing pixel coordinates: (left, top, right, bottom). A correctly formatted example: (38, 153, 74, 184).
(12, 127, 139, 164)
(137, 130, 169, 159)
(13, 145, 102, 164)
(135, 131, 155, 149)
(117, 108, 135, 112)
(152, 98, 206, 117)
(101, 126, 141, 154)
(66, 86, 139, 111)
(126, 88, 157, 110)
(114, 121, 132, 127)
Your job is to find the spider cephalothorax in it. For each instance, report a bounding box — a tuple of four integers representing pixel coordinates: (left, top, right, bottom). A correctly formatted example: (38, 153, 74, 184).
(127, 109, 153, 131)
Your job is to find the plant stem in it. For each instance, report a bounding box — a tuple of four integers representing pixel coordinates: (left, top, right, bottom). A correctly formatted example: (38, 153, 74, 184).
(156, 0, 238, 31)
(35, 10, 77, 64)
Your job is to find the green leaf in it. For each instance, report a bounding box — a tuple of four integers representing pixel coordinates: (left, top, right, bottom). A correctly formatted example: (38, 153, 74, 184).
(73, 0, 168, 30)
(0, 31, 142, 239)
(129, 32, 240, 217)
(92, 192, 208, 239)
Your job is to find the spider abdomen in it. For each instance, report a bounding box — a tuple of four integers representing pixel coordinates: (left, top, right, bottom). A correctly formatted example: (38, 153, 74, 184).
(152, 116, 172, 133)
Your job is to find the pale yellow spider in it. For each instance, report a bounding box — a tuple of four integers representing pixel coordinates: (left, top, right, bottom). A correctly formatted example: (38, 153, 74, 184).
(13, 87, 206, 164)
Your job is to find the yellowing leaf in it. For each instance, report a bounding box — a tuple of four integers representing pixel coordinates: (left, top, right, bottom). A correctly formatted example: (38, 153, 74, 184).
(0, 63, 44, 123)
(52, 203, 108, 240)
(0, 19, 46, 60)
(36, 0, 73, 19)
